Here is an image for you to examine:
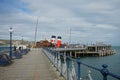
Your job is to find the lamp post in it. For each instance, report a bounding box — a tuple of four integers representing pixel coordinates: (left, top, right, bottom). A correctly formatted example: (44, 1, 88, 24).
(9, 27, 13, 59)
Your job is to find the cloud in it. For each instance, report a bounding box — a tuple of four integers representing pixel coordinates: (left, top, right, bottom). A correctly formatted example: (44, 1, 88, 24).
(0, 0, 120, 45)
(95, 24, 117, 30)
(80, 2, 114, 14)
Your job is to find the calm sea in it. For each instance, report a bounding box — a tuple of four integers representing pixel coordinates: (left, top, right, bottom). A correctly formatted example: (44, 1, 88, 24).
(0, 46, 10, 52)
(78, 46, 120, 80)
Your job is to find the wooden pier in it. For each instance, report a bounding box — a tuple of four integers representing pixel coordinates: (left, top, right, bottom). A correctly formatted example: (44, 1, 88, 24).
(0, 48, 64, 80)
(54, 44, 115, 58)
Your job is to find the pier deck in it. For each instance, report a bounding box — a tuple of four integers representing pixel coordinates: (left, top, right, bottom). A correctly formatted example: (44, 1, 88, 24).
(54, 47, 115, 57)
(0, 48, 63, 80)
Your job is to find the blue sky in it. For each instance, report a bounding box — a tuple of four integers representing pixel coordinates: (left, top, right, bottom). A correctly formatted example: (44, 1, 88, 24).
(0, 0, 120, 46)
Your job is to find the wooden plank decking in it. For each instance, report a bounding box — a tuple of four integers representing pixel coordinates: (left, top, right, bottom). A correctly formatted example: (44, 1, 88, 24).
(0, 48, 64, 80)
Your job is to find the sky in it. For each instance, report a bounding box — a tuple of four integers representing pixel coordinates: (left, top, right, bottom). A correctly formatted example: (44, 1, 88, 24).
(0, 0, 120, 46)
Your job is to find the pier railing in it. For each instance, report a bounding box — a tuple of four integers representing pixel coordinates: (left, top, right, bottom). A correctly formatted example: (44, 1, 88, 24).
(42, 48, 120, 80)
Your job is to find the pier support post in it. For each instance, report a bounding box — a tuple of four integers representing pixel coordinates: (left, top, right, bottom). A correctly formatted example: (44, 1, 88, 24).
(75, 52, 77, 58)
(70, 51, 72, 57)
(64, 51, 66, 59)
(95, 46, 97, 52)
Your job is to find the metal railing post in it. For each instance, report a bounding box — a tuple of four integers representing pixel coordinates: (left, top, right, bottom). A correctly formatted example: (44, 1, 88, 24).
(51, 51, 54, 65)
(56, 52, 59, 71)
(54, 51, 56, 67)
(66, 55, 70, 80)
(60, 54, 64, 77)
(77, 57, 81, 80)
(101, 64, 108, 80)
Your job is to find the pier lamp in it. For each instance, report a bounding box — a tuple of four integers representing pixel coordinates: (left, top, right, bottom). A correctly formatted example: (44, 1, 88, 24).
(9, 27, 13, 59)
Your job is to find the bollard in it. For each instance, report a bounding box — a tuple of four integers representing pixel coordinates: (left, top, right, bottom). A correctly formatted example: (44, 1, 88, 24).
(77, 57, 81, 80)
(101, 64, 108, 80)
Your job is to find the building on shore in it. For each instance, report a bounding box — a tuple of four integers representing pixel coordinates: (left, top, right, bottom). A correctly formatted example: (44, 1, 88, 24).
(36, 40, 51, 48)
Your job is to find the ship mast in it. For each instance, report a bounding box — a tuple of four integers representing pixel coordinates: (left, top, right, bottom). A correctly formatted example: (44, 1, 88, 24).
(34, 17, 38, 46)
(69, 28, 71, 45)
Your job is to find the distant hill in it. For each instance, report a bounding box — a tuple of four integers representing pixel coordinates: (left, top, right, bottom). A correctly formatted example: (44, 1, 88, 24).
(0, 39, 30, 46)
(0, 39, 10, 46)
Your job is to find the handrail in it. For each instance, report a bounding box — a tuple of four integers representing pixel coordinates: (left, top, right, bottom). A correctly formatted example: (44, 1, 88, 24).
(42, 48, 120, 80)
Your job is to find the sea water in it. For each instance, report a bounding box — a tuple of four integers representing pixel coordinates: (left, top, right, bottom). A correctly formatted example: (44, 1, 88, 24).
(0, 46, 10, 52)
(75, 46, 120, 80)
